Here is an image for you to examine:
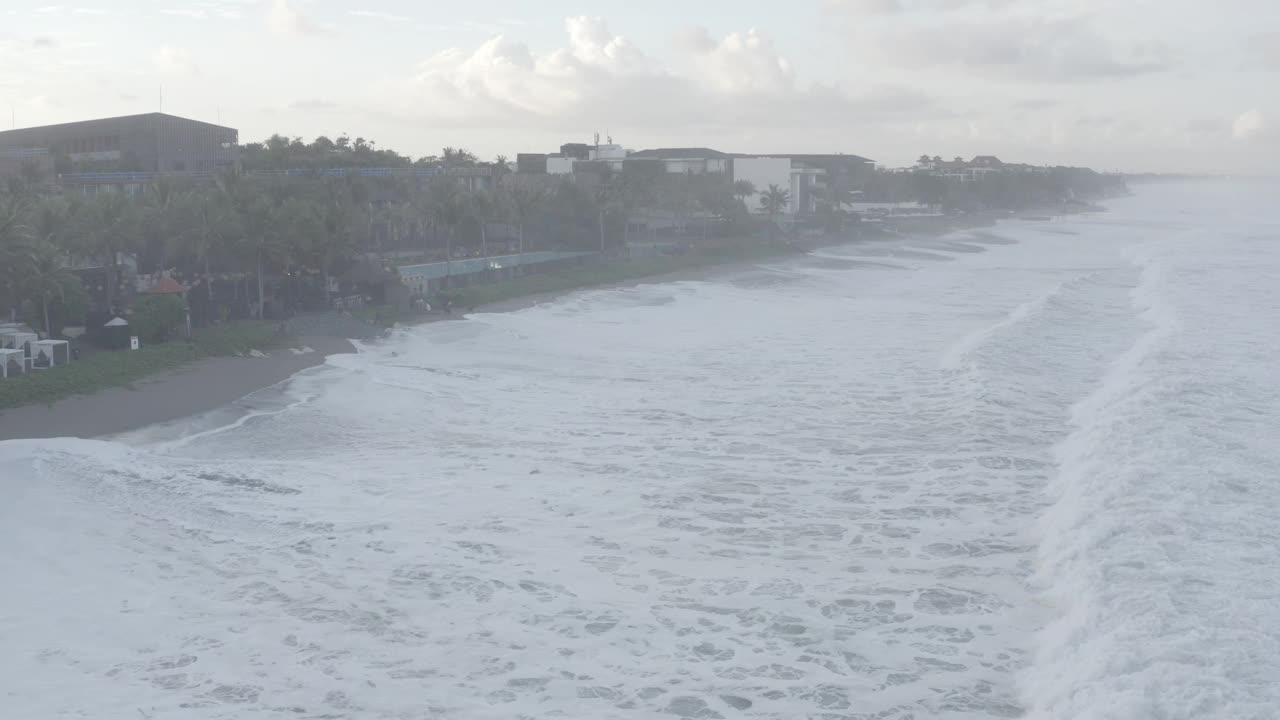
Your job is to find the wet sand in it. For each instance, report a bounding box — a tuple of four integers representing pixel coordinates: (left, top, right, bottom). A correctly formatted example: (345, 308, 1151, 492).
(0, 244, 861, 441)
(0, 336, 355, 441)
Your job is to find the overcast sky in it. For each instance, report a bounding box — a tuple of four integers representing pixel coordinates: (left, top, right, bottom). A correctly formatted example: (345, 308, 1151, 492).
(2, 0, 1277, 173)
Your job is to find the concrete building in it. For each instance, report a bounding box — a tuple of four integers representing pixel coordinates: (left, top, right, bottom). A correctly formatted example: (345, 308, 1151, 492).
(733, 156, 792, 213)
(628, 148, 731, 175)
(0, 148, 55, 187)
(0, 112, 238, 176)
(588, 143, 627, 172)
(516, 153, 548, 174)
(547, 156, 577, 175)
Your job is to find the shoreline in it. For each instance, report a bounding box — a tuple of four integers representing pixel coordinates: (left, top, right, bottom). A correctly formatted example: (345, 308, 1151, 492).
(0, 336, 355, 441)
(0, 207, 1093, 442)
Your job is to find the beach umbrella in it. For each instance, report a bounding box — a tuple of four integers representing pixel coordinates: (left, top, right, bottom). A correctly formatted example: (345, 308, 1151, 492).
(103, 316, 130, 350)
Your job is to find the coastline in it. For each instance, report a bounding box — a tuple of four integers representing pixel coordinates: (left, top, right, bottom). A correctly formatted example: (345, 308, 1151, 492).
(0, 336, 355, 441)
(0, 206, 1094, 442)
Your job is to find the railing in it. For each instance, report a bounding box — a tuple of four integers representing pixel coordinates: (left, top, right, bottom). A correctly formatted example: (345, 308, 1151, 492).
(252, 167, 446, 179)
(58, 166, 451, 185)
(0, 148, 50, 159)
(399, 251, 596, 282)
(58, 170, 218, 184)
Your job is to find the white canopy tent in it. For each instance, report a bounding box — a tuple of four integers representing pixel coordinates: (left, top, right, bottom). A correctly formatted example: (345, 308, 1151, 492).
(31, 339, 70, 368)
(0, 348, 26, 378)
(1, 331, 38, 356)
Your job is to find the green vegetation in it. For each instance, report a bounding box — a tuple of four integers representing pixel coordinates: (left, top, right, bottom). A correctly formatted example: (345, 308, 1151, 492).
(2, 131, 1128, 409)
(131, 295, 187, 343)
(0, 321, 284, 410)
(453, 243, 792, 309)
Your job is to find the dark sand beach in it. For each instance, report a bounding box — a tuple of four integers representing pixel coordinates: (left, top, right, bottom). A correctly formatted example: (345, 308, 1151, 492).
(0, 336, 355, 441)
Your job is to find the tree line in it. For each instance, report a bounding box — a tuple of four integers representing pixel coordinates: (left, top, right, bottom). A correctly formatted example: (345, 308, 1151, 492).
(1, 139, 796, 338)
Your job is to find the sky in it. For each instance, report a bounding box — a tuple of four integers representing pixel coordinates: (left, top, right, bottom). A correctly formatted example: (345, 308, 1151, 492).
(1, 0, 1277, 173)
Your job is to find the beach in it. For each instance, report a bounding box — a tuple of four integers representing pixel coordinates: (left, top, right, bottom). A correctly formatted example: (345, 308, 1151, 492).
(0, 335, 355, 440)
(0, 255, 761, 441)
(5, 184, 1278, 718)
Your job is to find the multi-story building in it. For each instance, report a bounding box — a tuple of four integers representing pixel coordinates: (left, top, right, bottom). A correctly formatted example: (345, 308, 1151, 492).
(0, 148, 55, 187)
(0, 112, 238, 177)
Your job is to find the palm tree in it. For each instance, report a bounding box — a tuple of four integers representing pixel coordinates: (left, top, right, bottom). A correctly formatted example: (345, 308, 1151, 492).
(441, 147, 476, 169)
(0, 198, 37, 320)
(462, 190, 486, 258)
(141, 180, 182, 270)
(592, 174, 621, 254)
(732, 179, 756, 205)
(171, 189, 235, 304)
(23, 239, 80, 337)
(427, 178, 464, 274)
(760, 184, 790, 238)
(503, 176, 546, 254)
(80, 192, 140, 311)
(228, 184, 282, 319)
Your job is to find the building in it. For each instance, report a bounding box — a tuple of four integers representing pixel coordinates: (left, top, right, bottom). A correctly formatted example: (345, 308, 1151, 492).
(516, 153, 548, 174)
(733, 156, 792, 213)
(0, 112, 238, 177)
(588, 143, 628, 172)
(628, 148, 731, 175)
(0, 148, 55, 187)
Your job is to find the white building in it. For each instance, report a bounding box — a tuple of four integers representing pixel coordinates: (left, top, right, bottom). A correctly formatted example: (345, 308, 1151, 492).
(587, 144, 628, 172)
(733, 157, 829, 215)
(733, 156, 792, 213)
(628, 148, 731, 175)
(546, 156, 576, 175)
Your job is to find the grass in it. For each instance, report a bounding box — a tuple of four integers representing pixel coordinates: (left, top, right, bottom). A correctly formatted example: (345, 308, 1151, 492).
(350, 304, 429, 328)
(0, 321, 287, 410)
(453, 242, 795, 309)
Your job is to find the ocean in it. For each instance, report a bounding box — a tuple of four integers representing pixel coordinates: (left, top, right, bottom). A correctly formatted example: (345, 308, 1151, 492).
(2, 181, 1278, 719)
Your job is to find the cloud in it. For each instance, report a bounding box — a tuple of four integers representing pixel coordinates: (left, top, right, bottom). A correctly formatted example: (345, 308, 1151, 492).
(1247, 32, 1280, 70)
(348, 9, 410, 23)
(32, 36, 57, 48)
(1012, 98, 1058, 110)
(823, 0, 1016, 14)
(268, 0, 323, 35)
(162, 7, 209, 20)
(821, 0, 902, 14)
(1185, 117, 1223, 134)
(1233, 110, 1267, 141)
(289, 98, 344, 112)
(153, 45, 199, 75)
(683, 27, 794, 94)
(866, 14, 1170, 81)
(384, 16, 936, 134)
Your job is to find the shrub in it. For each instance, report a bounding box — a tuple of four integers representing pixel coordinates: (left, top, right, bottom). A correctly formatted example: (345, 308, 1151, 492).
(131, 294, 188, 343)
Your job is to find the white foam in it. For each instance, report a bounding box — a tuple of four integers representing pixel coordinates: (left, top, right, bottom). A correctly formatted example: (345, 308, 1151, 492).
(4, 184, 1278, 719)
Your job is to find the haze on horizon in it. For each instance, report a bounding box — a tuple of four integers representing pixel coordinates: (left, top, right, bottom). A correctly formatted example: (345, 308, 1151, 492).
(1, 0, 1277, 175)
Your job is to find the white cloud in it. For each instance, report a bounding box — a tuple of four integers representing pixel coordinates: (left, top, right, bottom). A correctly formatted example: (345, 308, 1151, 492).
(386, 16, 935, 134)
(683, 27, 794, 95)
(348, 9, 411, 23)
(162, 7, 208, 20)
(1248, 32, 1280, 70)
(864, 14, 1171, 81)
(153, 45, 198, 75)
(268, 0, 322, 36)
(1233, 110, 1267, 141)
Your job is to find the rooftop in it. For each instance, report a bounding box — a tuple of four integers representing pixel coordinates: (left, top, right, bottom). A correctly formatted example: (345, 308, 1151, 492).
(0, 112, 237, 137)
(629, 148, 731, 159)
